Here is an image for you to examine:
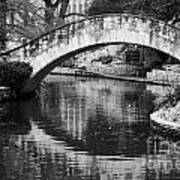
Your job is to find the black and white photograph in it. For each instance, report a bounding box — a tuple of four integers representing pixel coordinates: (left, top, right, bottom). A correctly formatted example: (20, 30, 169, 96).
(0, 0, 180, 179)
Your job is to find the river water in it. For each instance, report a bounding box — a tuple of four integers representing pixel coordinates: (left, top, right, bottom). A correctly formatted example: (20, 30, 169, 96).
(0, 75, 180, 180)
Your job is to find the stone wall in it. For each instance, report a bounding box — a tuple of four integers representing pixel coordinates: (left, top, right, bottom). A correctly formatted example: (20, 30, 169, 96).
(86, 63, 140, 76)
(72, 45, 145, 76)
(53, 63, 141, 77)
(52, 67, 77, 75)
(147, 69, 180, 85)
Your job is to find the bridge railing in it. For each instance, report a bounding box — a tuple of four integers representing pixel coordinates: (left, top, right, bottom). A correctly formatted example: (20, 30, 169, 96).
(0, 13, 180, 62)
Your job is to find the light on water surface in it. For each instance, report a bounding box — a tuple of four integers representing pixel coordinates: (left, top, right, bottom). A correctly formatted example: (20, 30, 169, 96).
(0, 75, 179, 180)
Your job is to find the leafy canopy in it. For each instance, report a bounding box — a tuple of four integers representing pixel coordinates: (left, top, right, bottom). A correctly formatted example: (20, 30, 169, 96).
(88, 0, 180, 24)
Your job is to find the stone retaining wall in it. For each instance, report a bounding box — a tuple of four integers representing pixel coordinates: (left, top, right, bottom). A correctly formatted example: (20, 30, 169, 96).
(147, 69, 180, 85)
(53, 63, 141, 77)
(86, 63, 140, 76)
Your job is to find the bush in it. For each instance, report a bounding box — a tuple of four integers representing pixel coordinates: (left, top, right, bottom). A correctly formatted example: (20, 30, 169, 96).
(0, 61, 33, 98)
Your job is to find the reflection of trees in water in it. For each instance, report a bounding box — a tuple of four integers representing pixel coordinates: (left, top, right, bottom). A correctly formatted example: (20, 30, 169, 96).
(36, 76, 156, 155)
(0, 102, 31, 135)
(145, 134, 180, 180)
(84, 106, 119, 155)
(0, 102, 32, 180)
(43, 76, 155, 123)
(123, 88, 155, 117)
(0, 100, 88, 180)
(0, 76, 179, 179)
(0, 138, 69, 180)
(22, 97, 151, 157)
(84, 105, 151, 156)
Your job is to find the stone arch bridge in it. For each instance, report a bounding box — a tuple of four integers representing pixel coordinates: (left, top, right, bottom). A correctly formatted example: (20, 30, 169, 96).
(0, 13, 180, 94)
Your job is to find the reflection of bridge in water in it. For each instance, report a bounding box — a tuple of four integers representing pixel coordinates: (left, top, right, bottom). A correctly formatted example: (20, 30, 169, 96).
(1, 76, 180, 179)
(9, 121, 180, 180)
(146, 136, 180, 179)
(1, 13, 180, 94)
(12, 121, 146, 180)
(42, 76, 152, 142)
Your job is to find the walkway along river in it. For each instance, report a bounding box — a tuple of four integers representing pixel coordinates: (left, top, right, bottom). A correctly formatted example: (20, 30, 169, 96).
(0, 75, 180, 180)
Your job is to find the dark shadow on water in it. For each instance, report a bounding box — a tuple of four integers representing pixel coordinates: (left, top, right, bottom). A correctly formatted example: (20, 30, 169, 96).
(0, 76, 179, 180)
(14, 95, 153, 157)
(84, 114, 152, 156)
(0, 101, 31, 135)
(151, 120, 180, 142)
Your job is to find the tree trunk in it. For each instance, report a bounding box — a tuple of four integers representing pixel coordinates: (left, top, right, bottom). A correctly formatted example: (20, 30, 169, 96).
(59, 0, 70, 19)
(0, 0, 7, 50)
(44, 0, 55, 30)
(43, 0, 69, 30)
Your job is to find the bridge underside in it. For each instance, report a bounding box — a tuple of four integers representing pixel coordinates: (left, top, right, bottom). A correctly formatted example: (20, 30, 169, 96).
(21, 42, 171, 95)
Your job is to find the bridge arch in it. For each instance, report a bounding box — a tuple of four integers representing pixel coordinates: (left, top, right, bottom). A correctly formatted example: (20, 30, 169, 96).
(0, 13, 180, 94)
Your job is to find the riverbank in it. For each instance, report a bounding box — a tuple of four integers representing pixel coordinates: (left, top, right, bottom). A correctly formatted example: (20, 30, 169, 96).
(0, 61, 33, 101)
(51, 67, 171, 86)
(151, 102, 180, 130)
(51, 67, 180, 132)
(150, 85, 180, 132)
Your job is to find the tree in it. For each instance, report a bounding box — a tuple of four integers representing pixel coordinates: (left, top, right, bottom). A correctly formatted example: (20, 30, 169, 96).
(43, 0, 69, 29)
(6, 0, 45, 40)
(88, 0, 180, 25)
(0, 0, 7, 50)
(0, 0, 70, 51)
(59, 0, 70, 19)
(43, 0, 60, 29)
(88, 0, 124, 15)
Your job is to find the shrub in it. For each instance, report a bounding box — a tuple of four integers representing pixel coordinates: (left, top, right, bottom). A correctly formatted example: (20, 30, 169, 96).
(0, 61, 33, 98)
(155, 85, 180, 111)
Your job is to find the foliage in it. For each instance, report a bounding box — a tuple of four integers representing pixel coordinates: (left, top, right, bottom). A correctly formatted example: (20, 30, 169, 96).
(88, 0, 180, 24)
(155, 85, 180, 110)
(5, 0, 65, 40)
(0, 0, 70, 49)
(1, 0, 45, 42)
(42, 0, 69, 29)
(0, 61, 32, 98)
(0, 0, 7, 49)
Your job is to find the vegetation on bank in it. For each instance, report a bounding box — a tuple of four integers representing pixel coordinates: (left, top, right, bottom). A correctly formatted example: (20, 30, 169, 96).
(88, 0, 180, 25)
(0, 0, 70, 50)
(154, 85, 180, 111)
(0, 61, 32, 99)
(151, 85, 180, 127)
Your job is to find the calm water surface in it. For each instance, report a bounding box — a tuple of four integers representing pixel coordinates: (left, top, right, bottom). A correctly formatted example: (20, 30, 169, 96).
(0, 75, 179, 180)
